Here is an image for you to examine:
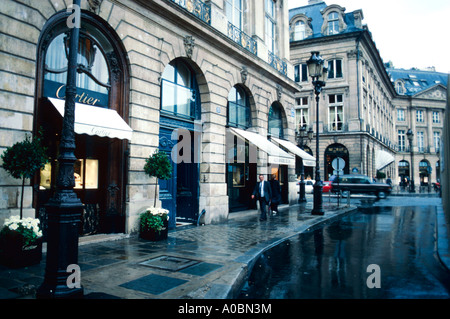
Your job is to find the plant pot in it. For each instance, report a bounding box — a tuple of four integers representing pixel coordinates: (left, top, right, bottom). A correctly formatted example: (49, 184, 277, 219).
(139, 219, 168, 241)
(0, 230, 42, 269)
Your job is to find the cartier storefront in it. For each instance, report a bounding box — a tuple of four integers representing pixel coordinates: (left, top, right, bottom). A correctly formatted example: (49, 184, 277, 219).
(33, 11, 131, 237)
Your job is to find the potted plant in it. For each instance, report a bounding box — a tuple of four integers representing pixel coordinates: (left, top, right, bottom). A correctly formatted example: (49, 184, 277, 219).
(1, 132, 48, 219)
(139, 207, 170, 241)
(143, 150, 173, 207)
(0, 216, 43, 268)
(0, 133, 48, 268)
(140, 150, 172, 240)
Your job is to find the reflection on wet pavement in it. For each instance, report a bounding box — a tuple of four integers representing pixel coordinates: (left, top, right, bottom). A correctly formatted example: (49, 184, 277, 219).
(239, 205, 450, 299)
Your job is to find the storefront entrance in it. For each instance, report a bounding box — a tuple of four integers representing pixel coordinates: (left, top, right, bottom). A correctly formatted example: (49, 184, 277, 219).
(271, 165, 289, 204)
(36, 99, 129, 237)
(33, 12, 131, 238)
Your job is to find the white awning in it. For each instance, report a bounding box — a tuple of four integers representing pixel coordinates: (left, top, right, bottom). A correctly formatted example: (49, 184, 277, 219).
(229, 127, 295, 165)
(375, 150, 395, 170)
(49, 97, 133, 141)
(271, 137, 316, 167)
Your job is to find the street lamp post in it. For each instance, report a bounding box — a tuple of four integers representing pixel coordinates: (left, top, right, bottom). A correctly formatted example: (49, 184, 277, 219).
(307, 52, 327, 216)
(297, 126, 314, 203)
(406, 129, 415, 193)
(297, 126, 307, 203)
(37, 0, 84, 299)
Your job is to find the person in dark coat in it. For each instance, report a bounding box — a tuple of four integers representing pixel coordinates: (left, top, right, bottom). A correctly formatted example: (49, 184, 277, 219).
(252, 174, 272, 221)
(269, 174, 281, 215)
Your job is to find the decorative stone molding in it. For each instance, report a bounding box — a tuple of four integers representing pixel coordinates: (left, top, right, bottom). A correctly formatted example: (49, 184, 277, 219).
(88, 0, 103, 14)
(184, 35, 195, 59)
(276, 84, 283, 101)
(241, 66, 248, 85)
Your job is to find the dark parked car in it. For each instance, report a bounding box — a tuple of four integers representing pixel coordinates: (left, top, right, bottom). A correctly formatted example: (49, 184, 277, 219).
(331, 174, 392, 199)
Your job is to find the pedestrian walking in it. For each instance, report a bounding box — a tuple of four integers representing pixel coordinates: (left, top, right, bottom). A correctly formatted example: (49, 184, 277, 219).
(269, 174, 281, 215)
(252, 174, 272, 221)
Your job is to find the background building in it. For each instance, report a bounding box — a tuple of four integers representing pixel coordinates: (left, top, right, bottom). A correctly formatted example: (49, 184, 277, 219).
(290, 0, 397, 183)
(0, 0, 301, 236)
(388, 67, 448, 190)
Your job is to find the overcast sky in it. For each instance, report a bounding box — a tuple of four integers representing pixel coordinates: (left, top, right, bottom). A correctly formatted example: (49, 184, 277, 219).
(288, 0, 450, 73)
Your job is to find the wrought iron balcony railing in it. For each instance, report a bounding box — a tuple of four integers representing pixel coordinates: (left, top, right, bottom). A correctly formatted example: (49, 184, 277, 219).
(170, 0, 211, 25)
(268, 51, 287, 77)
(227, 22, 257, 55)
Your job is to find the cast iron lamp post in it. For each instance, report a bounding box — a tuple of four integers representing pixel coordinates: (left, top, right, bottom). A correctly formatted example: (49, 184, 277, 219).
(307, 52, 327, 216)
(37, 0, 84, 299)
(406, 128, 415, 193)
(296, 126, 314, 203)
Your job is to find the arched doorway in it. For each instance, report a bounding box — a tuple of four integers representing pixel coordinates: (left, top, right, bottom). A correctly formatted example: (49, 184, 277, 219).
(324, 144, 349, 180)
(419, 159, 431, 187)
(398, 160, 410, 190)
(296, 145, 314, 180)
(268, 102, 289, 204)
(436, 161, 441, 182)
(226, 85, 257, 212)
(159, 58, 202, 228)
(34, 11, 130, 236)
(226, 85, 257, 211)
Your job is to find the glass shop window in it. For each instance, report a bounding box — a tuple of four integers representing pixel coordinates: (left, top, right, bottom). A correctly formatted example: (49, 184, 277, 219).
(74, 159, 99, 189)
(40, 159, 98, 190)
(39, 163, 52, 190)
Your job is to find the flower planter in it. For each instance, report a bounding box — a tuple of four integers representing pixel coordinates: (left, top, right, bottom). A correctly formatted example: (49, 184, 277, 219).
(140, 219, 168, 241)
(0, 230, 42, 269)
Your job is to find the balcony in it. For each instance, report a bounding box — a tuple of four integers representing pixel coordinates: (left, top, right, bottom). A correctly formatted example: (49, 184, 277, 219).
(268, 51, 287, 77)
(170, 0, 211, 25)
(227, 22, 257, 55)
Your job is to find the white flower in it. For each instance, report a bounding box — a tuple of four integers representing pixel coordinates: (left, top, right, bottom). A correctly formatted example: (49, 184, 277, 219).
(2, 216, 42, 238)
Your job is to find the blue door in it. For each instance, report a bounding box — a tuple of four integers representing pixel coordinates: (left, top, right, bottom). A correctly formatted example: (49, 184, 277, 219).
(158, 127, 177, 229)
(158, 126, 199, 228)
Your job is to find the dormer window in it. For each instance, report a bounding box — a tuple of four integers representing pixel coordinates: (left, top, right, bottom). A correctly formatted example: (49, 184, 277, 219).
(289, 15, 313, 41)
(293, 21, 306, 41)
(395, 80, 405, 95)
(321, 5, 347, 36)
(328, 12, 339, 35)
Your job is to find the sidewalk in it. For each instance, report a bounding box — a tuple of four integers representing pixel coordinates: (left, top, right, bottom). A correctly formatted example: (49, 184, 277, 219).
(0, 202, 357, 299)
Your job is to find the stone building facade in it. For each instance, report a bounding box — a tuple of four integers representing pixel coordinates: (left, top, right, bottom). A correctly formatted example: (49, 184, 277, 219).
(0, 0, 300, 235)
(289, 1, 447, 190)
(289, 1, 397, 183)
(388, 67, 448, 189)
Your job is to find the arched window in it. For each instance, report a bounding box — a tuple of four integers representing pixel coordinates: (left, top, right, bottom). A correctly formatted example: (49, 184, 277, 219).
(292, 21, 306, 41)
(268, 103, 284, 139)
(228, 86, 250, 129)
(328, 12, 339, 35)
(161, 59, 200, 120)
(43, 24, 114, 107)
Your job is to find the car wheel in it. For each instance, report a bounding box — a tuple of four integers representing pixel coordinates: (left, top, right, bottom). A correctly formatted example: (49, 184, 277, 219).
(341, 191, 349, 198)
(377, 191, 387, 199)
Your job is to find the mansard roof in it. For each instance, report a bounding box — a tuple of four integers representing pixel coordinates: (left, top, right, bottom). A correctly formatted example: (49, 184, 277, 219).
(289, 1, 365, 39)
(387, 68, 448, 97)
